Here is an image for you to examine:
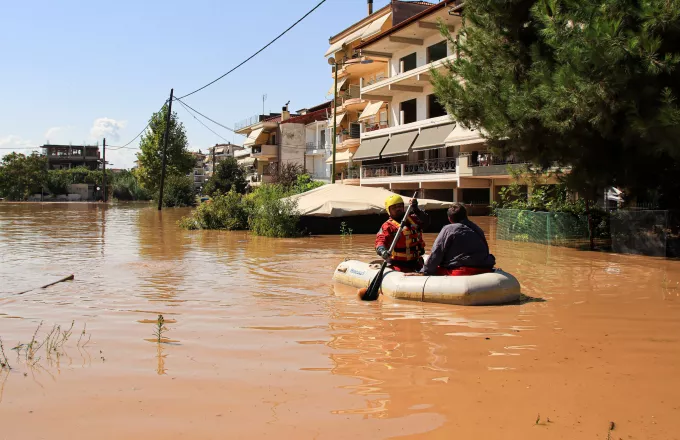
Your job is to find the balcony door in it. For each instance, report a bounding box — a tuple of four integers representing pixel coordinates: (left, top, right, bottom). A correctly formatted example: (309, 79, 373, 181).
(400, 99, 417, 125)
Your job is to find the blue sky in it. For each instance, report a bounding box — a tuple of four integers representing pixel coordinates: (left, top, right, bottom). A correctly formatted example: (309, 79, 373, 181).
(0, 0, 393, 168)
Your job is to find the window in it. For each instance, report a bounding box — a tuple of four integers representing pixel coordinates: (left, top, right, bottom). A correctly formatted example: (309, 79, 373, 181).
(400, 99, 417, 124)
(428, 94, 447, 118)
(427, 41, 448, 63)
(400, 53, 417, 73)
(379, 111, 388, 126)
(429, 149, 440, 160)
(417, 151, 426, 161)
(270, 134, 277, 145)
(446, 146, 455, 158)
(320, 129, 326, 146)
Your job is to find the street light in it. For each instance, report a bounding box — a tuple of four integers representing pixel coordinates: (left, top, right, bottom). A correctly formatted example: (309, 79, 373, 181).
(327, 57, 374, 183)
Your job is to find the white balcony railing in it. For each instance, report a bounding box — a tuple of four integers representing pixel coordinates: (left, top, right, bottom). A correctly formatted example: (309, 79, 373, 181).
(361, 54, 456, 94)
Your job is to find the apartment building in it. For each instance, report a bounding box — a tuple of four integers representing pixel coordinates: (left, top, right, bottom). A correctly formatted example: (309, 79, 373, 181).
(204, 143, 244, 177)
(324, 0, 435, 184)
(189, 151, 207, 191)
(235, 110, 286, 185)
(41, 144, 101, 170)
(348, 0, 545, 204)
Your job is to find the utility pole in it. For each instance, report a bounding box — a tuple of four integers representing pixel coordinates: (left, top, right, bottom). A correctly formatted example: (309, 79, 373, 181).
(331, 61, 338, 184)
(212, 145, 216, 177)
(157, 88, 174, 211)
(102, 138, 107, 202)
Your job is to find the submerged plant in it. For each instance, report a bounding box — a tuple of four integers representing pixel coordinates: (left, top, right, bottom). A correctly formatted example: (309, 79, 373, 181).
(153, 315, 167, 343)
(0, 337, 10, 370)
(340, 222, 353, 237)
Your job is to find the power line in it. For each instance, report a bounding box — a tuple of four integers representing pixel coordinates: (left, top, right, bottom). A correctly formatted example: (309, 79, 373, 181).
(177, 0, 328, 100)
(174, 98, 236, 133)
(175, 98, 230, 143)
(107, 101, 169, 150)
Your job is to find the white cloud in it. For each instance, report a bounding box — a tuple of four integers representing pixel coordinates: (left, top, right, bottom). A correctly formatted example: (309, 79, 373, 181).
(90, 117, 127, 142)
(0, 135, 36, 151)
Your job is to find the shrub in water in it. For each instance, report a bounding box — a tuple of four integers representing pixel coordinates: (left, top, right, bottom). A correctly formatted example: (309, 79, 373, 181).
(160, 174, 196, 208)
(178, 191, 248, 230)
(246, 184, 300, 238)
(111, 170, 151, 201)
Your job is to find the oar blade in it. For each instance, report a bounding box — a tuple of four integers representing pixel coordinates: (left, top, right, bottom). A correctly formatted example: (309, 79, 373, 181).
(362, 271, 383, 301)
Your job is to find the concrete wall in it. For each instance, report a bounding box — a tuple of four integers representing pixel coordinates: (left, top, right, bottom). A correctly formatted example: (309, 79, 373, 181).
(279, 123, 305, 167)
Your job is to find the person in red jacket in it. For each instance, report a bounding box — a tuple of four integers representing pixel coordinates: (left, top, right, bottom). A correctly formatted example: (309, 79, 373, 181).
(375, 194, 430, 273)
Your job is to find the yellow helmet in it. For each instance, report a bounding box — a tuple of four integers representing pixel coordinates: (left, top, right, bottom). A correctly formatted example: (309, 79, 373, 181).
(385, 194, 404, 211)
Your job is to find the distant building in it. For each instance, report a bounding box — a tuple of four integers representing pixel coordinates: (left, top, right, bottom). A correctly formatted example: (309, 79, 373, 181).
(189, 151, 207, 192)
(41, 144, 101, 170)
(204, 143, 244, 177)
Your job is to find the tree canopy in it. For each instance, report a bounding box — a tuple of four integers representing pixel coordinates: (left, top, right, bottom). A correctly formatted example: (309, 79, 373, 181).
(203, 157, 248, 196)
(135, 104, 194, 194)
(432, 0, 680, 207)
(0, 153, 48, 200)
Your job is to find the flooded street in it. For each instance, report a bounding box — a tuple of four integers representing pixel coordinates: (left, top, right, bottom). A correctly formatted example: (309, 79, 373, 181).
(1, 203, 679, 439)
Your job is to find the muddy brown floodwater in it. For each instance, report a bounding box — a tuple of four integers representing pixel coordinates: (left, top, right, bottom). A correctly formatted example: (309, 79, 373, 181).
(1, 203, 679, 439)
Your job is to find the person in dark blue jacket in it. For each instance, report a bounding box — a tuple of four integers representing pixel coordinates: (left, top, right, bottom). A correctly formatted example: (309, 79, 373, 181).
(418, 203, 496, 276)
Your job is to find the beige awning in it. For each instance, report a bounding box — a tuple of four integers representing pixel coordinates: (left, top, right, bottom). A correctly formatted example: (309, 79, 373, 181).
(284, 184, 451, 217)
(325, 17, 379, 57)
(325, 150, 353, 164)
(330, 112, 346, 128)
(412, 123, 455, 151)
(238, 157, 256, 167)
(327, 77, 348, 96)
(214, 146, 225, 154)
(352, 136, 389, 161)
(381, 131, 418, 158)
(361, 12, 391, 40)
(243, 127, 266, 147)
(444, 124, 485, 146)
(325, 37, 347, 57)
(358, 101, 384, 121)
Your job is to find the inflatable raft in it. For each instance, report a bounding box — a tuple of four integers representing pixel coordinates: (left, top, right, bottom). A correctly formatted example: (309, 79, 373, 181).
(333, 260, 521, 306)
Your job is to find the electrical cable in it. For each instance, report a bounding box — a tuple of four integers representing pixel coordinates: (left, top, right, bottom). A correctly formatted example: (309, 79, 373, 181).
(175, 98, 230, 143)
(174, 98, 236, 133)
(107, 101, 169, 150)
(177, 0, 327, 99)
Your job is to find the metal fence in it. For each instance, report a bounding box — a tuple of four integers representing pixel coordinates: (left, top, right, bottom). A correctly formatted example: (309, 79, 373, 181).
(610, 210, 680, 258)
(496, 209, 591, 248)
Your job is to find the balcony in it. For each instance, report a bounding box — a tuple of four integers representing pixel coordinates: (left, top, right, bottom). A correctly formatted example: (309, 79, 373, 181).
(361, 115, 451, 139)
(458, 153, 531, 178)
(305, 142, 330, 156)
(251, 144, 278, 159)
(362, 158, 457, 182)
(361, 54, 456, 98)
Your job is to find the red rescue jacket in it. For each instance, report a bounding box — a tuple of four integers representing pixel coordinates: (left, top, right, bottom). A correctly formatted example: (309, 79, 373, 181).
(375, 214, 426, 262)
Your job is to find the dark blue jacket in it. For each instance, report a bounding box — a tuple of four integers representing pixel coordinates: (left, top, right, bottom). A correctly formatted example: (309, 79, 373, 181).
(422, 219, 496, 274)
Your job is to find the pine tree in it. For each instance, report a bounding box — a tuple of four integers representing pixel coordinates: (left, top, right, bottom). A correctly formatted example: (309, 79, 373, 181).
(135, 104, 194, 194)
(432, 0, 680, 207)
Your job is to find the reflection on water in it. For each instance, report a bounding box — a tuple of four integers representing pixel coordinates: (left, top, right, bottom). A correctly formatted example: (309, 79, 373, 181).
(0, 203, 679, 439)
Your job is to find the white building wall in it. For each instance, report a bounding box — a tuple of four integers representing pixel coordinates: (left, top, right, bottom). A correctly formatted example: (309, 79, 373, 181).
(279, 123, 305, 167)
(388, 33, 452, 79)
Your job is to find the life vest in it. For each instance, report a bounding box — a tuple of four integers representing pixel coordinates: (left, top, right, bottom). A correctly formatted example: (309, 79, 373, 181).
(388, 217, 425, 262)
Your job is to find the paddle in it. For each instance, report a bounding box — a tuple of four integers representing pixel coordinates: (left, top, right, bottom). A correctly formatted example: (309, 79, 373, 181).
(359, 191, 419, 301)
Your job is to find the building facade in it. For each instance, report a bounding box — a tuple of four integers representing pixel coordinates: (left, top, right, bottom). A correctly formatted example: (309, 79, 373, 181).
(204, 143, 244, 177)
(41, 144, 101, 170)
(324, 1, 435, 184)
(342, 0, 554, 204)
(189, 151, 207, 192)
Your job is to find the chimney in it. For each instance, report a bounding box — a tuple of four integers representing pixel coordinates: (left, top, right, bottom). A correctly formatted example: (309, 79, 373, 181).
(281, 105, 290, 121)
(367, 0, 373, 15)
